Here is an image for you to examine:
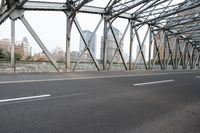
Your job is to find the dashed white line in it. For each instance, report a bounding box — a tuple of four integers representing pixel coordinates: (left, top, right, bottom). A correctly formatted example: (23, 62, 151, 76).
(0, 94, 51, 103)
(0, 93, 85, 105)
(133, 79, 175, 86)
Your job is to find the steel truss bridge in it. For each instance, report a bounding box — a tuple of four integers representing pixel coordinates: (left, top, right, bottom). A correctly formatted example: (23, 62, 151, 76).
(0, 0, 200, 72)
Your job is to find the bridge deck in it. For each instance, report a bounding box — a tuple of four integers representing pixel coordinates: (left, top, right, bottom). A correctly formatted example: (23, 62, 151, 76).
(0, 70, 200, 133)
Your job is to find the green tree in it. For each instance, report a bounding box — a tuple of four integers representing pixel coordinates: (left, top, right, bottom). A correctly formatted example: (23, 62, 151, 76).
(0, 48, 22, 60)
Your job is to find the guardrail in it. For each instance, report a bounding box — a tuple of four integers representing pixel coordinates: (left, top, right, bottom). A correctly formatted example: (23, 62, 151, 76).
(0, 60, 195, 73)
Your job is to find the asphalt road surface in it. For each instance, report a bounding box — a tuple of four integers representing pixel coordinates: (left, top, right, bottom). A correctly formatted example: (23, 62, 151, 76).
(0, 70, 200, 133)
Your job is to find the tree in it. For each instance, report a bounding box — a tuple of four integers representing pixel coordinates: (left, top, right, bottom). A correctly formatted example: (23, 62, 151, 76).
(0, 48, 22, 60)
(0, 48, 10, 60)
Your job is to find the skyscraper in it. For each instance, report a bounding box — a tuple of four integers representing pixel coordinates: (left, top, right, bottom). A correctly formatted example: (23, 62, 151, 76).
(21, 37, 31, 58)
(79, 30, 97, 59)
(100, 27, 124, 63)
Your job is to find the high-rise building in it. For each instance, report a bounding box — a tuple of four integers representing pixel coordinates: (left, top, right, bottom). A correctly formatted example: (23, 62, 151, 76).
(100, 27, 124, 63)
(21, 37, 31, 58)
(79, 30, 97, 59)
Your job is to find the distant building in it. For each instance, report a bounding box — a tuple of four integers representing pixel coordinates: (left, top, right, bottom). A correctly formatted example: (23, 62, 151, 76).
(32, 52, 49, 61)
(0, 38, 10, 51)
(21, 37, 31, 58)
(100, 27, 124, 63)
(15, 41, 24, 57)
(52, 47, 65, 61)
(0, 37, 32, 60)
(79, 30, 97, 60)
(13, 37, 31, 60)
(70, 51, 80, 62)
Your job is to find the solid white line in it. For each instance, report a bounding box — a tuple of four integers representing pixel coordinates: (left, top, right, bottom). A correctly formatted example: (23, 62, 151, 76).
(0, 94, 51, 103)
(0, 71, 197, 84)
(133, 79, 175, 86)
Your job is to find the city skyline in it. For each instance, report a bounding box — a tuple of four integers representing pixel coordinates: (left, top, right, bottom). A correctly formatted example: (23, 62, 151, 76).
(0, 37, 31, 60)
(0, 11, 132, 60)
(0, 12, 155, 62)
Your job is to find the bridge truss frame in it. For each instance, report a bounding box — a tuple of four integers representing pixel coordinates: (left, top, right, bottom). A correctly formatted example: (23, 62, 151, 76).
(0, 0, 200, 71)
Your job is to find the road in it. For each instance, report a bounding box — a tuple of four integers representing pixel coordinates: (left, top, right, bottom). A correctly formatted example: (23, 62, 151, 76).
(0, 70, 200, 133)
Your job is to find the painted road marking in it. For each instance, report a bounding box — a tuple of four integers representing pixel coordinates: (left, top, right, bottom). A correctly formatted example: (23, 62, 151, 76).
(0, 94, 51, 103)
(0, 93, 85, 105)
(0, 71, 197, 84)
(196, 76, 200, 78)
(133, 79, 175, 86)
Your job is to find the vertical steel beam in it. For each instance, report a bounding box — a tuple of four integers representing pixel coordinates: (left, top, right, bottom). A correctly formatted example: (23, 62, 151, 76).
(10, 19, 15, 71)
(148, 25, 153, 70)
(129, 21, 134, 70)
(65, 14, 72, 71)
(194, 50, 200, 69)
(193, 49, 198, 69)
(163, 30, 167, 69)
(103, 17, 108, 71)
(174, 36, 178, 69)
(20, 15, 60, 71)
(183, 42, 188, 69)
(198, 51, 200, 69)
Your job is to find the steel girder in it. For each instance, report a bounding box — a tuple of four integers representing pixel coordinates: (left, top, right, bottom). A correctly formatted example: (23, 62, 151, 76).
(0, 0, 200, 71)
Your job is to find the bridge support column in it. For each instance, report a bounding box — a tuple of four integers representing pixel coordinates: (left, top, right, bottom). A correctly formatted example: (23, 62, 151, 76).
(65, 14, 72, 71)
(148, 25, 153, 70)
(10, 19, 15, 71)
(129, 21, 134, 70)
(9, 10, 20, 72)
(102, 17, 108, 71)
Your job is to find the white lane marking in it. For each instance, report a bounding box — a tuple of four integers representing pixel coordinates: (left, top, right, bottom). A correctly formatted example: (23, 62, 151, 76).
(196, 76, 200, 78)
(0, 71, 197, 84)
(0, 93, 85, 105)
(0, 94, 51, 103)
(133, 79, 175, 86)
